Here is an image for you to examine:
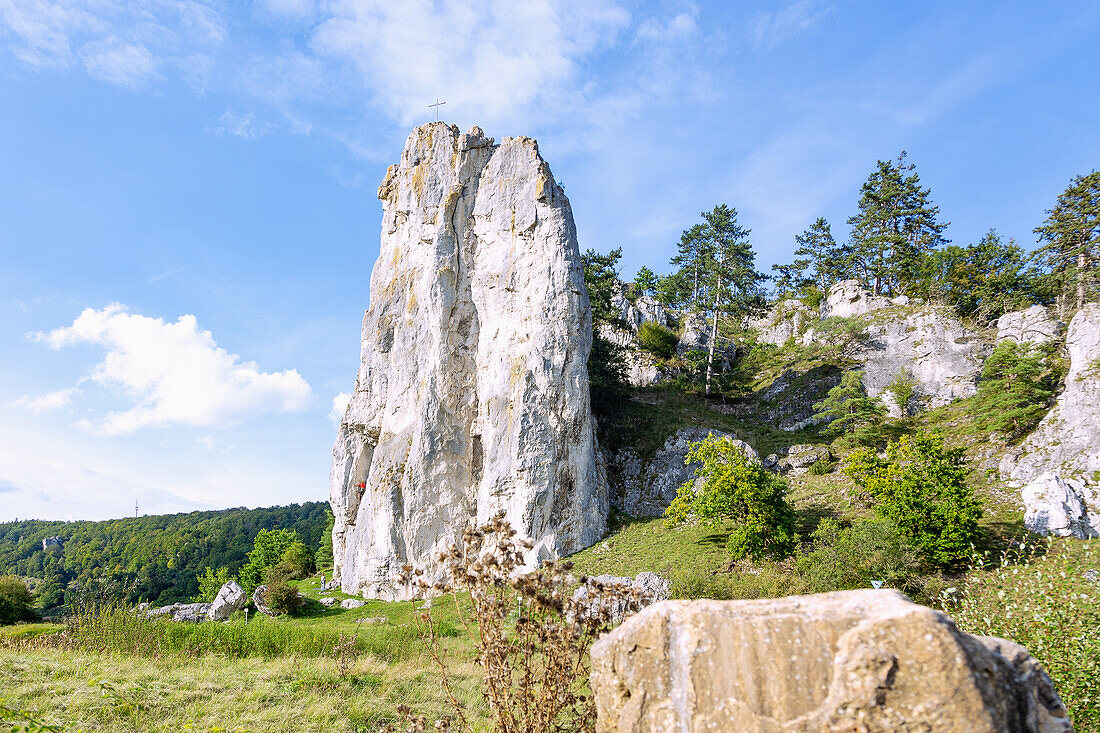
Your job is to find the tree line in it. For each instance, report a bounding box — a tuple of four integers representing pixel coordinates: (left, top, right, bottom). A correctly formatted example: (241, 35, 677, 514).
(632, 159, 1099, 324)
(0, 502, 330, 611)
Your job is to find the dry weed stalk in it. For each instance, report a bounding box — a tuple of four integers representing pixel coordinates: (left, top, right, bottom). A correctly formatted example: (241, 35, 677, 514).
(382, 514, 641, 733)
(333, 632, 358, 678)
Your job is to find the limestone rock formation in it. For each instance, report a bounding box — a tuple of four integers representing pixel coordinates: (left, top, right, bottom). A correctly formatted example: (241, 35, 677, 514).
(1001, 303, 1100, 485)
(856, 303, 988, 408)
(996, 305, 1064, 345)
(748, 299, 815, 346)
(613, 291, 674, 332)
(330, 123, 607, 600)
(591, 590, 1072, 733)
(769, 443, 831, 476)
(678, 313, 710, 353)
(145, 602, 211, 623)
(598, 322, 665, 387)
(606, 428, 758, 517)
(207, 580, 247, 621)
(1022, 473, 1099, 538)
(819, 279, 892, 319)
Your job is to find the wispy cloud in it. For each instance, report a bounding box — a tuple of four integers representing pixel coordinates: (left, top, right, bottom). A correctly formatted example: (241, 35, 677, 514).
(31, 304, 312, 435)
(213, 109, 269, 139)
(9, 388, 80, 413)
(750, 0, 834, 48)
(308, 0, 632, 126)
(80, 37, 159, 88)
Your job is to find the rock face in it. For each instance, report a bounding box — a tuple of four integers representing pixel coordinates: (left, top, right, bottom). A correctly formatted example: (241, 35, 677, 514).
(749, 299, 815, 346)
(606, 428, 758, 517)
(771, 444, 831, 476)
(996, 305, 1064, 345)
(591, 590, 1072, 733)
(1022, 473, 1099, 538)
(207, 580, 247, 621)
(857, 304, 988, 408)
(1001, 303, 1100, 485)
(819, 279, 892, 319)
(330, 123, 607, 600)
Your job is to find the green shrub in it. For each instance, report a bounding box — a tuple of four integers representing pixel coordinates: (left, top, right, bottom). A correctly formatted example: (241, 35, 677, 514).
(280, 541, 314, 578)
(637, 321, 679, 359)
(264, 580, 304, 616)
(796, 518, 923, 594)
(0, 576, 37, 625)
(943, 540, 1099, 730)
(807, 456, 836, 475)
(845, 433, 983, 569)
(885, 368, 918, 415)
(666, 433, 797, 561)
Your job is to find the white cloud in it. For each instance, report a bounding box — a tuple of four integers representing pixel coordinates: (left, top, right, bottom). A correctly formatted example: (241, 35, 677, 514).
(214, 108, 269, 139)
(0, 0, 225, 88)
(635, 11, 697, 44)
(80, 37, 159, 88)
(9, 388, 79, 413)
(329, 391, 350, 424)
(750, 0, 833, 48)
(31, 304, 312, 435)
(308, 0, 632, 125)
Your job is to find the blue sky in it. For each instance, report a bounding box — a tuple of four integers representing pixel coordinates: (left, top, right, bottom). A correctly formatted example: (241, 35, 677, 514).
(2, 0, 1098, 521)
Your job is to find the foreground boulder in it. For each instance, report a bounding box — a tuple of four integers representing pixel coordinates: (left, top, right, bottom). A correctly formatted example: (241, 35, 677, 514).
(1022, 473, 1099, 538)
(330, 123, 607, 600)
(606, 428, 758, 517)
(1002, 303, 1100, 486)
(207, 580, 247, 621)
(591, 590, 1071, 732)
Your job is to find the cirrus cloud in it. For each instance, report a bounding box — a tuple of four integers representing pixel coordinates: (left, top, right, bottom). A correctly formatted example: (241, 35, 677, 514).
(31, 304, 312, 435)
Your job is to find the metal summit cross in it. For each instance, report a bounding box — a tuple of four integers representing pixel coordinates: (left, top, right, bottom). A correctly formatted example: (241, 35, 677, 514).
(429, 98, 446, 121)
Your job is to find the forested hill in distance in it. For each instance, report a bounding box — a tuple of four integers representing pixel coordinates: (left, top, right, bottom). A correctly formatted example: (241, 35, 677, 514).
(0, 503, 329, 610)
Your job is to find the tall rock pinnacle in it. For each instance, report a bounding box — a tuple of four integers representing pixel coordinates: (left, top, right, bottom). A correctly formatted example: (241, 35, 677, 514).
(330, 123, 608, 599)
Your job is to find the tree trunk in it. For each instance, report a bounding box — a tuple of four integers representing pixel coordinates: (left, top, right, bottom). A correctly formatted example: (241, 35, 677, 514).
(1078, 251, 1087, 310)
(705, 270, 722, 396)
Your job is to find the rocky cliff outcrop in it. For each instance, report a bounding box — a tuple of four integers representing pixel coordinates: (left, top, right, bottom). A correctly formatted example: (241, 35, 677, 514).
(1021, 473, 1099, 538)
(996, 305, 1064, 345)
(330, 123, 607, 600)
(749, 299, 815, 346)
(818, 279, 893, 319)
(1001, 303, 1100, 486)
(591, 590, 1072, 732)
(856, 303, 989, 408)
(606, 428, 758, 517)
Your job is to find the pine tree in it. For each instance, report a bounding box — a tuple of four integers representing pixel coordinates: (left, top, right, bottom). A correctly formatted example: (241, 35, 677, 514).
(633, 266, 658, 297)
(669, 223, 711, 309)
(582, 248, 628, 415)
(698, 204, 765, 395)
(970, 341, 1055, 438)
(793, 217, 849, 291)
(813, 370, 886, 441)
(847, 153, 948, 296)
(1033, 170, 1100, 317)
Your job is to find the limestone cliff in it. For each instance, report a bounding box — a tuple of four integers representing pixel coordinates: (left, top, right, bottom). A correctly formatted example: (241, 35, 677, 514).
(330, 123, 607, 600)
(1001, 303, 1100, 486)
